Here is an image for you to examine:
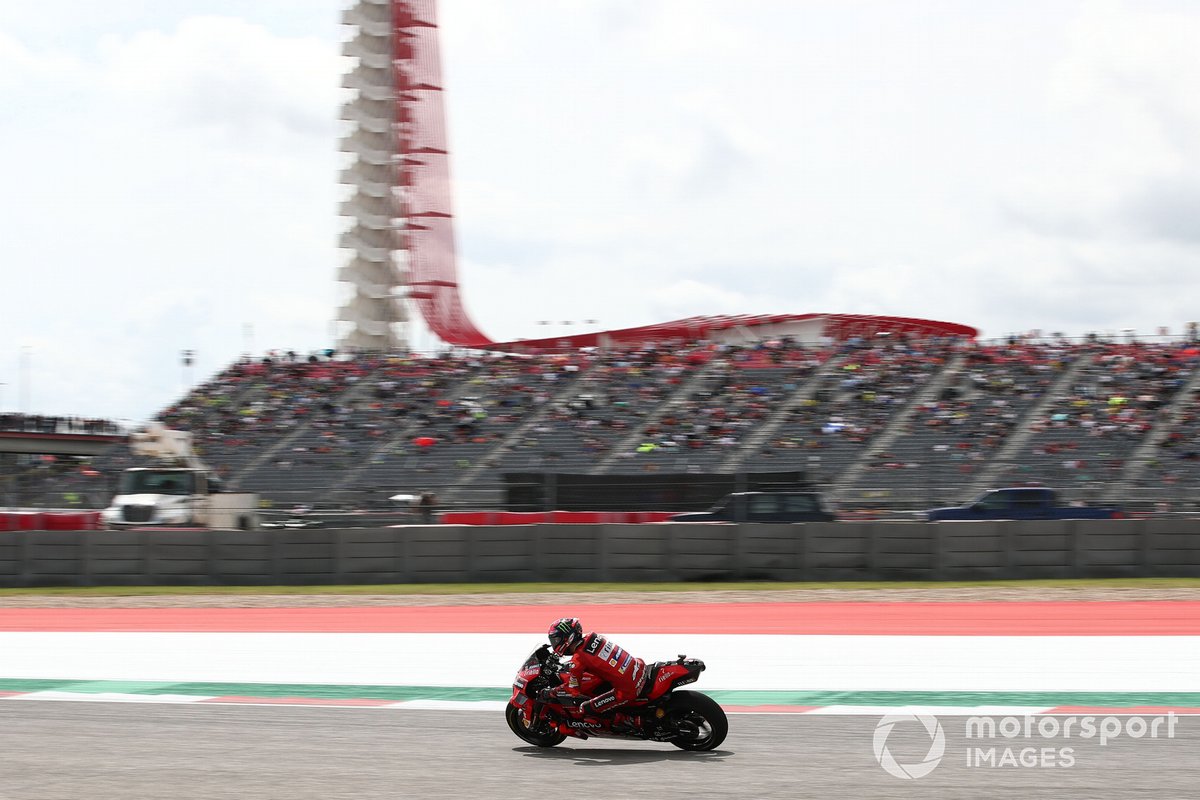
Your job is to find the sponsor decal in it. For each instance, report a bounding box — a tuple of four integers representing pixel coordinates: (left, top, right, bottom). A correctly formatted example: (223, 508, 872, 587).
(514, 678, 527, 689)
(599, 641, 615, 660)
(608, 658, 619, 667)
(566, 719, 602, 729)
(594, 694, 617, 709)
(585, 636, 602, 655)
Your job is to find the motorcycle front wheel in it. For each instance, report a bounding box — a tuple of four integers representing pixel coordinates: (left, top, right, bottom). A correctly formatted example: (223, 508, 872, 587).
(666, 690, 729, 751)
(505, 703, 567, 747)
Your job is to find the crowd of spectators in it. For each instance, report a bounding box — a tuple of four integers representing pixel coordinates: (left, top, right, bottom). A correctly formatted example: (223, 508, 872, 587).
(323, 349, 595, 487)
(989, 340, 1200, 491)
(10, 336, 1200, 510)
(760, 336, 961, 482)
(500, 342, 714, 470)
(625, 338, 832, 469)
(484, 338, 833, 473)
(158, 351, 479, 485)
(852, 340, 1079, 487)
(1142, 385, 1200, 493)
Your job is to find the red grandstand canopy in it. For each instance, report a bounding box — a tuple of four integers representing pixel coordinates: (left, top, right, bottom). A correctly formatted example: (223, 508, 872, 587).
(486, 313, 979, 353)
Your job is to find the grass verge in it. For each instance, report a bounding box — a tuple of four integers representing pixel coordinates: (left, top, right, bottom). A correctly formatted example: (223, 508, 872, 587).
(1, 578, 1199, 597)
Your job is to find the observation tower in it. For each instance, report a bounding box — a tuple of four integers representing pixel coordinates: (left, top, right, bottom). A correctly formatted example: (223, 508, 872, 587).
(337, 0, 490, 351)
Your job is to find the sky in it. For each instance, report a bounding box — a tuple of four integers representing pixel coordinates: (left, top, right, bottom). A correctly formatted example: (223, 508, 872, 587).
(2, 0, 1199, 424)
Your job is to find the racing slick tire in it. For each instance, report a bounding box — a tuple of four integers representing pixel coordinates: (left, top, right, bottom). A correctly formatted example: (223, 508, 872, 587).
(666, 690, 729, 751)
(506, 703, 567, 748)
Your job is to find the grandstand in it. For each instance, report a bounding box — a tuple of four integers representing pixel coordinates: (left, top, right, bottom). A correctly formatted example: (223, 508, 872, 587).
(8, 334, 1200, 517)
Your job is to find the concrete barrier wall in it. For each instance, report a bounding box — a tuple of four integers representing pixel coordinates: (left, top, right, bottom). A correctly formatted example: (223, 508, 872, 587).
(1, 520, 1199, 587)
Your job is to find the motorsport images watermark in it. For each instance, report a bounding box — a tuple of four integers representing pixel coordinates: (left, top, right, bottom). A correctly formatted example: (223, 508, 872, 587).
(872, 713, 1181, 780)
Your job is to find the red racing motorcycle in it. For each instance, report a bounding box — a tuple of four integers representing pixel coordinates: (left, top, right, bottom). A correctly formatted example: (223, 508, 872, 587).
(505, 644, 729, 751)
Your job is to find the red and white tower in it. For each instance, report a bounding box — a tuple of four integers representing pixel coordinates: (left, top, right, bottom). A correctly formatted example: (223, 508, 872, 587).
(337, 0, 491, 351)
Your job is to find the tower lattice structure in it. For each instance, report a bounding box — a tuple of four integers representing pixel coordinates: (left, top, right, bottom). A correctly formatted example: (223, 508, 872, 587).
(337, 0, 491, 352)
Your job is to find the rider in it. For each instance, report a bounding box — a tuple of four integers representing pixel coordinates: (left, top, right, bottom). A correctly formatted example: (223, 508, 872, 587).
(543, 617, 647, 719)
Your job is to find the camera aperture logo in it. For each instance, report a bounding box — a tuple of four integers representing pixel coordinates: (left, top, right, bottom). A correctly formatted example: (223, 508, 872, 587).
(872, 714, 946, 780)
(873, 713, 1181, 779)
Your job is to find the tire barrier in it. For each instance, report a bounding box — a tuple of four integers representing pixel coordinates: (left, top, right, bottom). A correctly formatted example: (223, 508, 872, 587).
(1, 519, 1198, 587)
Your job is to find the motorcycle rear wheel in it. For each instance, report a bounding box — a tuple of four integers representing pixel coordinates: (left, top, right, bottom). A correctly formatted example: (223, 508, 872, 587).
(506, 703, 567, 747)
(666, 690, 729, 751)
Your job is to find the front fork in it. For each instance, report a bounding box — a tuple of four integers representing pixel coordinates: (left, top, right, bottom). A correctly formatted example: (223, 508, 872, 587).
(527, 698, 553, 733)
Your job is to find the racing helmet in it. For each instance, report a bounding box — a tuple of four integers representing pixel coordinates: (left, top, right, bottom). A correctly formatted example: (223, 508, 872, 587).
(548, 617, 584, 655)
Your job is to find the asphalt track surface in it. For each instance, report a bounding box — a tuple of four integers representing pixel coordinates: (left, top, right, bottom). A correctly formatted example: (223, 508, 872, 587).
(3, 703, 1197, 800)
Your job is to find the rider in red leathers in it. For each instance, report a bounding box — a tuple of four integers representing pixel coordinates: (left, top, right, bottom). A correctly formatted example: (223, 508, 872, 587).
(543, 617, 647, 724)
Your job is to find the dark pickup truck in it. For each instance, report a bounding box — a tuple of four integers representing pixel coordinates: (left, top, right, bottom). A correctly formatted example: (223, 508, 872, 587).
(925, 487, 1123, 522)
(669, 491, 836, 523)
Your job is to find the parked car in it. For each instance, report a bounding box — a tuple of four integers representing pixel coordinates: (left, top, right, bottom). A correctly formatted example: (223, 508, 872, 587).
(925, 487, 1124, 521)
(669, 491, 836, 523)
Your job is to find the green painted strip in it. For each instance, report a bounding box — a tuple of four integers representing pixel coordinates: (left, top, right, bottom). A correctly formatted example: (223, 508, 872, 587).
(45, 680, 183, 694)
(2, 679, 1199, 707)
(0, 679, 97, 693)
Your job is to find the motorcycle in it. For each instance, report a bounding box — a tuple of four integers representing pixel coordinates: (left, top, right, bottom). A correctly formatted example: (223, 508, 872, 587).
(505, 644, 729, 751)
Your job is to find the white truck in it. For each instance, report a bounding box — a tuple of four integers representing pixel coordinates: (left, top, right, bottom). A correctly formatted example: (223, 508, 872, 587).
(102, 424, 260, 529)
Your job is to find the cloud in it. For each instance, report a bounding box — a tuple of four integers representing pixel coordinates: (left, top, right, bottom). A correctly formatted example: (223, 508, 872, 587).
(1004, 0, 1200, 243)
(1120, 174, 1200, 244)
(1052, 1, 1200, 160)
(0, 15, 342, 420)
(646, 278, 750, 319)
(96, 16, 340, 142)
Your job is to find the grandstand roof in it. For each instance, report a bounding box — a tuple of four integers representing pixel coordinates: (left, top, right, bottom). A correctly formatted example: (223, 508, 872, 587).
(491, 313, 979, 352)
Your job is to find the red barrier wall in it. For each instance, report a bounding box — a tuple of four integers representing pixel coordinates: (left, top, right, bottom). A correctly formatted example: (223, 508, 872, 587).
(0, 511, 101, 531)
(439, 510, 677, 526)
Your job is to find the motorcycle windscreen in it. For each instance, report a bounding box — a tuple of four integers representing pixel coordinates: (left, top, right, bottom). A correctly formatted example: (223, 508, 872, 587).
(520, 646, 548, 671)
